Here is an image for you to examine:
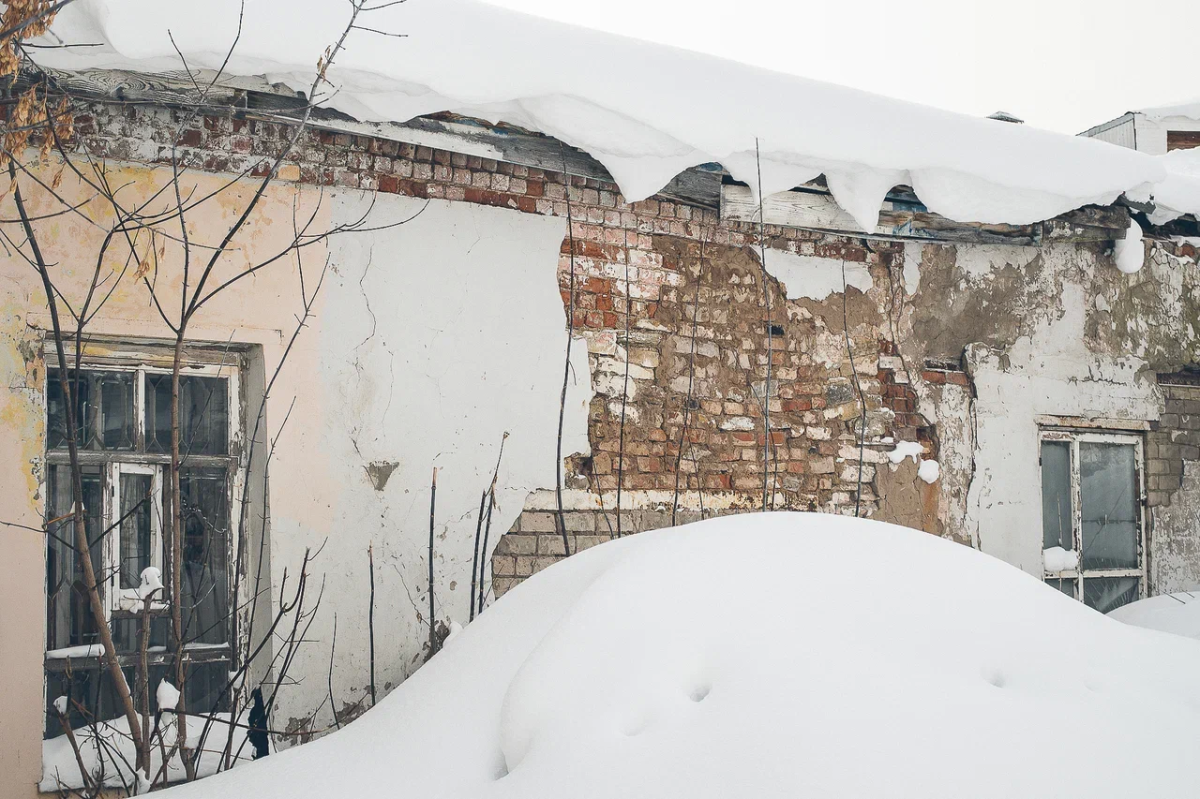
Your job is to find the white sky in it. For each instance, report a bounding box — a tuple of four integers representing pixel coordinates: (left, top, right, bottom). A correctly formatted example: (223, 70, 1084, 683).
(483, 0, 1200, 135)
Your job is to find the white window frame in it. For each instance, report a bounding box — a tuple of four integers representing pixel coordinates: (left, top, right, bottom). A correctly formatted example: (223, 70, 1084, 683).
(1039, 428, 1148, 605)
(105, 461, 166, 615)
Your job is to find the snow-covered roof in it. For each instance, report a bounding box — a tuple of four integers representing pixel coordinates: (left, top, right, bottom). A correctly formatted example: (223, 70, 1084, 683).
(36, 0, 1200, 229)
(1137, 99, 1200, 121)
(1149, 148, 1200, 224)
(104, 512, 1200, 799)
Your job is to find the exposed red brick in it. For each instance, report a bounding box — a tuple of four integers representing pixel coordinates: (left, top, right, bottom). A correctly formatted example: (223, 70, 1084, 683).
(378, 174, 400, 194)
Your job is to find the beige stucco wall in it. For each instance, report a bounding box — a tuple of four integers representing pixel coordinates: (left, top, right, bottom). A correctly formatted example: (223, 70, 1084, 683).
(0, 159, 332, 798)
(0, 155, 588, 797)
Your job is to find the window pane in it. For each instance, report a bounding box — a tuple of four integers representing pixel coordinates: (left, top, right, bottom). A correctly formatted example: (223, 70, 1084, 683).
(44, 663, 128, 738)
(145, 374, 229, 456)
(45, 660, 229, 738)
(46, 369, 135, 451)
(166, 468, 231, 646)
(118, 473, 155, 590)
(1080, 443, 1139, 570)
(1046, 577, 1077, 600)
(1084, 576, 1140, 614)
(46, 465, 104, 651)
(1040, 441, 1073, 551)
(111, 614, 169, 654)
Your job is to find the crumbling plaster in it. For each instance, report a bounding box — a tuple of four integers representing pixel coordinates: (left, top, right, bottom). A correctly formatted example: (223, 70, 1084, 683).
(898, 238, 1200, 581)
(6, 99, 1200, 797)
(1152, 463, 1200, 593)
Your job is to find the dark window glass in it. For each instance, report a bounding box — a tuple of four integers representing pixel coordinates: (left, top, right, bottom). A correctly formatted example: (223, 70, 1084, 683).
(1046, 578, 1076, 599)
(1040, 441, 1073, 551)
(1080, 443, 1139, 570)
(145, 374, 229, 456)
(111, 615, 169, 654)
(118, 473, 155, 590)
(45, 663, 132, 738)
(1084, 576, 1140, 614)
(46, 369, 135, 451)
(166, 468, 231, 646)
(45, 465, 105, 652)
(45, 660, 228, 739)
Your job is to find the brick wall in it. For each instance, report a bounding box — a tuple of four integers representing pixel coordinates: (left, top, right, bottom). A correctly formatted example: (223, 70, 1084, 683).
(1148, 377, 1200, 508)
(70, 103, 941, 595)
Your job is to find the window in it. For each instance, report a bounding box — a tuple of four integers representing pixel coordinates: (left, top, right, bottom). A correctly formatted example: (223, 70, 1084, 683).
(1166, 130, 1200, 151)
(1039, 429, 1146, 614)
(44, 353, 241, 736)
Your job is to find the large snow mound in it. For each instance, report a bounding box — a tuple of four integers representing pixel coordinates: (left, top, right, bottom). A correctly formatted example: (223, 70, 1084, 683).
(152, 513, 1198, 799)
(1109, 591, 1200, 641)
(36, 0, 1180, 230)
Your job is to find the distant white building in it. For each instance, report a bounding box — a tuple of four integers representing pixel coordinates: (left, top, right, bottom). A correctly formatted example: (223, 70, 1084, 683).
(1081, 101, 1200, 153)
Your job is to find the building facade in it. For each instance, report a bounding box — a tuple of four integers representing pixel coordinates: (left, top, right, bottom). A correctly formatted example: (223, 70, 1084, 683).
(1081, 105, 1200, 153)
(3, 86, 1200, 796)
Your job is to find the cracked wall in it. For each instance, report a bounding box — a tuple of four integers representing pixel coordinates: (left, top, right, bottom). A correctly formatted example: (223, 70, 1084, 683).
(896, 237, 1200, 585)
(5, 102, 1200, 798)
(265, 192, 592, 730)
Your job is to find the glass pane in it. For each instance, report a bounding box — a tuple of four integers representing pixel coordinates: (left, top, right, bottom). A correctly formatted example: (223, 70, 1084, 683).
(1084, 576, 1140, 614)
(111, 614, 168, 654)
(45, 660, 229, 738)
(145, 374, 229, 456)
(166, 468, 231, 646)
(1046, 577, 1077, 600)
(46, 465, 104, 651)
(1080, 443, 1139, 570)
(44, 664, 130, 738)
(46, 369, 135, 451)
(1040, 441, 1073, 551)
(183, 660, 232, 715)
(118, 473, 154, 590)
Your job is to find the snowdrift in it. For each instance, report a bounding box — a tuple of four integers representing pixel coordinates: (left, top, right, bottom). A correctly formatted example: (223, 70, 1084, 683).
(149, 513, 1200, 799)
(35, 0, 1200, 228)
(1110, 591, 1200, 641)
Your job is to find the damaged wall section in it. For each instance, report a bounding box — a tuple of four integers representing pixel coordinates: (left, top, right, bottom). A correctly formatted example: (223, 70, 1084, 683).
(6, 103, 1200, 786)
(1149, 374, 1200, 593)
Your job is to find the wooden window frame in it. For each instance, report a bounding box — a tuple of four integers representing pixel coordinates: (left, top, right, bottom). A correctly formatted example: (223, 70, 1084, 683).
(1038, 426, 1148, 606)
(1166, 130, 1200, 152)
(41, 338, 249, 702)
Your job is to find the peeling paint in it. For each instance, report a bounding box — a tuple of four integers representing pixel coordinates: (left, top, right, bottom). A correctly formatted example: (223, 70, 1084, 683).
(365, 460, 400, 491)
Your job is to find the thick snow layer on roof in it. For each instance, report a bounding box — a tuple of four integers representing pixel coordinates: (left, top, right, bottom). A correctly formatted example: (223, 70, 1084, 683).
(1148, 147, 1200, 224)
(1137, 98, 1200, 121)
(1109, 591, 1200, 641)
(39, 0, 1172, 231)
(150, 512, 1198, 799)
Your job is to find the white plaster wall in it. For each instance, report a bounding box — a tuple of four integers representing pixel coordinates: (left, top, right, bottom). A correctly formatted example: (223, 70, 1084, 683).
(960, 246, 1162, 576)
(266, 193, 591, 728)
(763, 249, 873, 301)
